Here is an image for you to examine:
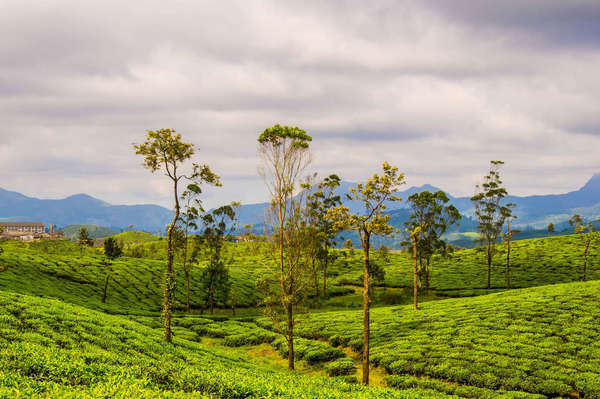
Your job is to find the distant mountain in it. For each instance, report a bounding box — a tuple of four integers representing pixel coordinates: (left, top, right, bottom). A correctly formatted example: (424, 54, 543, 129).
(2, 173, 598, 234)
(237, 174, 600, 231)
(0, 188, 172, 232)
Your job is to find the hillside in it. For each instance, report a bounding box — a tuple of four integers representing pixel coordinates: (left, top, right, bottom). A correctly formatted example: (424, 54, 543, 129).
(0, 233, 598, 315)
(1, 233, 599, 397)
(288, 281, 600, 398)
(110, 230, 161, 244)
(0, 290, 444, 398)
(61, 224, 118, 241)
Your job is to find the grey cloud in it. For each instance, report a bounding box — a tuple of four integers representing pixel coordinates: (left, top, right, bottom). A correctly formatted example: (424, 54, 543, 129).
(0, 1, 599, 209)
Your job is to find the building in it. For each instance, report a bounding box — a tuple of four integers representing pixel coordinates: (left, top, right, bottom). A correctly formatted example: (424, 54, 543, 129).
(0, 222, 45, 235)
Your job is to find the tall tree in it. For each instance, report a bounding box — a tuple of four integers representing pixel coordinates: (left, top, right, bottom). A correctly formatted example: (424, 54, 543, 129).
(133, 128, 220, 343)
(304, 174, 342, 297)
(256, 124, 312, 371)
(471, 161, 515, 290)
(77, 227, 93, 256)
(327, 162, 406, 385)
(406, 226, 422, 311)
(179, 184, 204, 312)
(196, 203, 239, 314)
(547, 222, 555, 233)
(569, 214, 599, 281)
(403, 190, 461, 298)
(502, 218, 519, 289)
(102, 237, 123, 303)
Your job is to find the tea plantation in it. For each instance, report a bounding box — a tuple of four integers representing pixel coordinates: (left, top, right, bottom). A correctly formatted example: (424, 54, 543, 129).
(0, 233, 599, 397)
(289, 281, 600, 398)
(0, 290, 452, 398)
(0, 233, 597, 315)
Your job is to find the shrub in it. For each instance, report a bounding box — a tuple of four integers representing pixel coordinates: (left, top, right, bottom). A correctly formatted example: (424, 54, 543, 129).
(326, 358, 356, 377)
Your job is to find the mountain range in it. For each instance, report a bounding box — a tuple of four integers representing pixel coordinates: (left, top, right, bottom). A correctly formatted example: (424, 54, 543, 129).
(1, 173, 599, 233)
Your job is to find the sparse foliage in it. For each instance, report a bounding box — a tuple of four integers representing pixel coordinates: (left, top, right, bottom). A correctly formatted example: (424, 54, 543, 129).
(471, 161, 515, 289)
(327, 161, 406, 385)
(133, 128, 220, 342)
(178, 184, 204, 312)
(256, 124, 313, 371)
(569, 214, 599, 281)
(402, 190, 461, 298)
(304, 174, 342, 297)
(102, 237, 122, 303)
(196, 203, 239, 314)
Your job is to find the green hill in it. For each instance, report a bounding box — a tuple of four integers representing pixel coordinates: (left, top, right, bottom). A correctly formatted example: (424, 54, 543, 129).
(0, 233, 598, 315)
(1, 233, 599, 397)
(1, 290, 450, 398)
(61, 224, 118, 241)
(110, 230, 161, 244)
(286, 281, 600, 398)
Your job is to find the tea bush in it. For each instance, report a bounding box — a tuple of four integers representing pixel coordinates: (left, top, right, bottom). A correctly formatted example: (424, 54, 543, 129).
(292, 281, 600, 398)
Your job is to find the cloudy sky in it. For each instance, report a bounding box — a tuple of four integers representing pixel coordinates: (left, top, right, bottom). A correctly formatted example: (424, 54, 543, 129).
(1, 0, 599, 208)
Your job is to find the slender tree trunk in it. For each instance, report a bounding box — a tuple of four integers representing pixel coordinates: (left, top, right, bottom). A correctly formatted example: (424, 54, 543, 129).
(361, 232, 371, 385)
(286, 301, 294, 370)
(102, 269, 110, 303)
(506, 224, 511, 289)
(487, 242, 492, 289)
(583, 238, 590, 281)
(413, 236, 419, 311)
(313, 258, 319, 297)
(322, 254, 328, 297)
(185, 270, 191, 312)
(164, 178, 180, 343)
(424, 258, 430, 297)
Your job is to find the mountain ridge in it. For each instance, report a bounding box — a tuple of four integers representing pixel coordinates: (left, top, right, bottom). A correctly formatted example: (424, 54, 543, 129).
(1, 173, 599, 231)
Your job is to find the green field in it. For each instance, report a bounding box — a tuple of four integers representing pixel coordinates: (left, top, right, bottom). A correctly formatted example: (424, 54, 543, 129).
(0, 233, 598, 314)
(0, 233, 599, 397)
(0, 290, 448, 398)
(288, 281, 600, 398)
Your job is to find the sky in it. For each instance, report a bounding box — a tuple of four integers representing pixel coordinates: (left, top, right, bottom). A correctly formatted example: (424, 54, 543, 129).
(1, 0, 599, 209)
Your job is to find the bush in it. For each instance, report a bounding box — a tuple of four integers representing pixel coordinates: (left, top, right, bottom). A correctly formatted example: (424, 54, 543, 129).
(223, 331, 277, 347)
(326, 358, 356, 377)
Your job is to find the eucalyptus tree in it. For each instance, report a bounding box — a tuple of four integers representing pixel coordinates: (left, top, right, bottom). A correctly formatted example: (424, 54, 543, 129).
(406, 226, 422, 311)
(327, 162, 406, 385)
(403, 190, 461, 297)
(304, 174, 342, 297)
(77, 227, 93, 257)
(502, 217, 519, 289)
(256, 124, 312, 370)
(178, 184, 204, 312)
(569, 214, 599, 281)
(196, 202, 239, 314)
(471, 161, 515, 290)
(102, 237, 122, 303)
(133, 128, 220, 343)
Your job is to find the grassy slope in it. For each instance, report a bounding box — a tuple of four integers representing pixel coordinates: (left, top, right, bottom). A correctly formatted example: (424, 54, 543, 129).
(110, 230, 161, 244)
(288, 281, 600, 398)
(0, 233, 598, 315)
(0, 290, 449, 398)
(327, 233, 600, 296)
